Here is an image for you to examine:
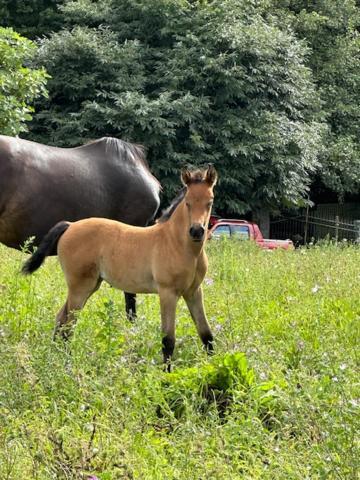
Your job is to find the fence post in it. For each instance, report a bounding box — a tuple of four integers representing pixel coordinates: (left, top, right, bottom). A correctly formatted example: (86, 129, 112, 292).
(335, 215, 339, 242)
(355, 220, 360, 243)
(304, 204, 309, 244)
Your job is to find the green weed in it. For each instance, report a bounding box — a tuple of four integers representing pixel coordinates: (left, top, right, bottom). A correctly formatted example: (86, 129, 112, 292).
(0, 242, 359, 479)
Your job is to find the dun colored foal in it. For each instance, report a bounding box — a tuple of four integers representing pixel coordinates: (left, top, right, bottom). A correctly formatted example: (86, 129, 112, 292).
(22, 166, 218, 369)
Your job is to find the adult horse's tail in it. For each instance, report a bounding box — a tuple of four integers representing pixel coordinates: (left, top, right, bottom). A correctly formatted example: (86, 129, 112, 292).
(22, 221, 70, 274)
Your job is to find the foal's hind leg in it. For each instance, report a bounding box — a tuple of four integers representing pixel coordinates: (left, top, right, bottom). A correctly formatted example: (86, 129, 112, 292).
(183, 286, 214, 353)
(54, 278, 102, 340)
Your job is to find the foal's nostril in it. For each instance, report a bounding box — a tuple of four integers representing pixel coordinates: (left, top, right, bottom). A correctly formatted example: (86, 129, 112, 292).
(189, 225, 205, 240)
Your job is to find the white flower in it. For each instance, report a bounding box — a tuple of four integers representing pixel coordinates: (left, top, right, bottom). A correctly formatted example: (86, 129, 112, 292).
(311, 284, 320, 294)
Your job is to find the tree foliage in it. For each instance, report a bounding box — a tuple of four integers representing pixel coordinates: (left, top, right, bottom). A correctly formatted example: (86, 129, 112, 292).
(272, 0, 360, 196)
(30, 0, 325, 214)
(0, 0, 64, 39)
(0, 27, 48, 136)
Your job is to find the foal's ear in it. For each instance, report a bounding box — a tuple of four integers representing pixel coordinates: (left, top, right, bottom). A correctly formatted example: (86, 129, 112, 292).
(205, 165, 218, 186)
(181, 168, 192, 186)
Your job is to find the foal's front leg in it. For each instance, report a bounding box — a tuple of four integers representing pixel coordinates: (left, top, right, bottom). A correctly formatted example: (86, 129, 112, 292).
(183, 286, 214, 353)
(159, 288, 178, 371)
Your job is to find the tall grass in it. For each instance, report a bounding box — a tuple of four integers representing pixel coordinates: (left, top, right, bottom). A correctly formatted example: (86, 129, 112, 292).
(0, 241, 359, 479)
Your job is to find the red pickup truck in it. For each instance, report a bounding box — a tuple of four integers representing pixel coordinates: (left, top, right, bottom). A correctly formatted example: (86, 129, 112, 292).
(208, 217, 294, 250)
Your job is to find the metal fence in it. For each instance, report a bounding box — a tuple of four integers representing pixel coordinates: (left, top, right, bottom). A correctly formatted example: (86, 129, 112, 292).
(270, 208, 360, 245)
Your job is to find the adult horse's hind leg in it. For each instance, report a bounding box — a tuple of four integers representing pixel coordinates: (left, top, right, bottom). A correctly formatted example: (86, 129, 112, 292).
(54, 278, 102, 340)
(124, 292, 136, 321)
(183, 286, 214, 353)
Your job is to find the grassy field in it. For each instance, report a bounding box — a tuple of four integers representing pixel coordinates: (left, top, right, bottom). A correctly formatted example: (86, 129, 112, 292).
(0, 241, 359, 479)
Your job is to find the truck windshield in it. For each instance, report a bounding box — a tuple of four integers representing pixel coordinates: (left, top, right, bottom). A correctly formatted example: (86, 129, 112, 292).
(231, 225, 250, 239)
(212, 225, 231, 237)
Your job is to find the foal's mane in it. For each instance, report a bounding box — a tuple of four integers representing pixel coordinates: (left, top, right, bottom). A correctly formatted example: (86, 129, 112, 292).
(157, 168, 212, 223)
(157, 188, 186, 224)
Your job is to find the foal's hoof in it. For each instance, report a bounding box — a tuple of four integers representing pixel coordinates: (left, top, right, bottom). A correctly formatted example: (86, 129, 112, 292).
(202, 334, 214, 355)
(206, 342, 214, 355)
(53, 326, 72, 341)
(163, 362, 172, 373)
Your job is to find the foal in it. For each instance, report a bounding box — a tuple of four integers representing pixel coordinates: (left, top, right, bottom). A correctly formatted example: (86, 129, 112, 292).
(22, 166, 217, 369)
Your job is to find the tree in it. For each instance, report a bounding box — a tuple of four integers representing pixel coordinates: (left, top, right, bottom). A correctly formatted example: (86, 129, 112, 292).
(0, 27, 48, 136)
(0, 0, 65, 39)
(29, 0, 324, 214)
(272, 0, 360, 197)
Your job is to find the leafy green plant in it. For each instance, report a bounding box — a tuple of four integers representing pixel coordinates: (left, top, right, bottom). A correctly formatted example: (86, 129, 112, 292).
(0, 27, 48, 135)
(160, 352, 286, 426)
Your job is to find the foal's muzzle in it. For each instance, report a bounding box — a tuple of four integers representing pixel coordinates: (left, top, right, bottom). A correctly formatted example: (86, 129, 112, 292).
(189, 224, 205, 242)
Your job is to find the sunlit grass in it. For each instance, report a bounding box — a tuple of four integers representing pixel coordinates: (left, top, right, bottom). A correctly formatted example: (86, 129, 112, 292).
(0, 241, 359, 479)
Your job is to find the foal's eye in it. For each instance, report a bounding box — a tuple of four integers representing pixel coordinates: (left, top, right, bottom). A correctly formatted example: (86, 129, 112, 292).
(186, 202, 190, 208)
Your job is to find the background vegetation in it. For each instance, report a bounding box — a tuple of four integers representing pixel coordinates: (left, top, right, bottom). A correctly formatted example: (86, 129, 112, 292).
(0, 241, 358, 479)
(0, 27, 48, 136)
(1, 0, 359, 213)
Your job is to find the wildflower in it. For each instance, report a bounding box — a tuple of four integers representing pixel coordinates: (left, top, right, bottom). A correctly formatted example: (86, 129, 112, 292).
(311, 284, 320, 294)
(297, 341, 305, 350)
(205, 277, 214, 286)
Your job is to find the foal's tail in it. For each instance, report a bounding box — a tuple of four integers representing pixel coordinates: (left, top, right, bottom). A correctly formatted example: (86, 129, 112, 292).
(22, 221, 70, 275)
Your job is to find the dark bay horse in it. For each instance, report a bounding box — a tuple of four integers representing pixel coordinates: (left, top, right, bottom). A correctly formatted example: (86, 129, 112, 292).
(0, 135, 161, 318)
(22, 166, 218, 370)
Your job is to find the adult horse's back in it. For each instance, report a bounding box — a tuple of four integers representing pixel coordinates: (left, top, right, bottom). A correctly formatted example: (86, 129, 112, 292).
(0, 135, 161, 318)
(0, 135, 160, 249)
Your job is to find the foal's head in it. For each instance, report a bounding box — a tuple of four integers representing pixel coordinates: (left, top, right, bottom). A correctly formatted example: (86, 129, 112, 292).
(181, 165, 218, 242)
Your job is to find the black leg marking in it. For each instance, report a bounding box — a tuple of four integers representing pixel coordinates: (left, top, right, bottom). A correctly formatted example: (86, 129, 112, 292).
(162, 335, 175, 370)
(125, 292, 136, 321)
(201, 332, 214, 354)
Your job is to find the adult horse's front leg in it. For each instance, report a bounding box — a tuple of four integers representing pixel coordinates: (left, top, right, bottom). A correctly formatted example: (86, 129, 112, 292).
(124, 292, 136, 321)
(183, 286, 214, 354)
(159, 287, 178, 372)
